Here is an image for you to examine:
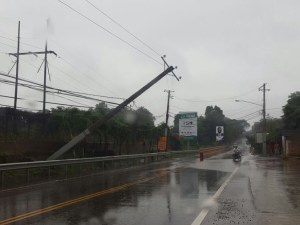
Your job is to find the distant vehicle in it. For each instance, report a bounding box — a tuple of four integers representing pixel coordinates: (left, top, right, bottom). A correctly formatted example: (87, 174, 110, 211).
(232, 145, 241, 162)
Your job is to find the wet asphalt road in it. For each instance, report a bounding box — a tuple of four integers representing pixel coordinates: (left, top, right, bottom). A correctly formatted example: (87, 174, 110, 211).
(0, 147, 242, 225)
(202, 152, 300, 225)
(3, 139, 299, 225)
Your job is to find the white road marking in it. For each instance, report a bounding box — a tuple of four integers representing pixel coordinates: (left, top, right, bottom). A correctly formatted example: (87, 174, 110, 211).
(191, 166, 240, 225)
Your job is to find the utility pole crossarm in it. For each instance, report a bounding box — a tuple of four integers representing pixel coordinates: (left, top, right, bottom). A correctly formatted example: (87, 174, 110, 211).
(161, 56, 180, 81)
(9, 51, 57, 57)
(9, 39, 57, 113)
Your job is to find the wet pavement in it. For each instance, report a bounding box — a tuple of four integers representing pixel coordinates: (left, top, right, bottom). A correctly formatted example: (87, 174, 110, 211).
(202, 155, 300, 225)
(0, 153, 237, 225)
(1, 141, 299, 225)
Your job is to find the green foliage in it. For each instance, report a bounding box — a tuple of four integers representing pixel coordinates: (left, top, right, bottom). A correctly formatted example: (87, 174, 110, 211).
(283, 91, 300, 128)
(172, 105, 249, 148)
(0, 102, 159, 156)
(250, 118, 283, 142)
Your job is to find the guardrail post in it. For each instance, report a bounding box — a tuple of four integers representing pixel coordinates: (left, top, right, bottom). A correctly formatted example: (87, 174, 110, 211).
(79, 163, 82, 177)
(65, 165, 68, 179)
(48, 166, 51, 180)
(0, 171, 3, 190)
(26, 168, 30, 184)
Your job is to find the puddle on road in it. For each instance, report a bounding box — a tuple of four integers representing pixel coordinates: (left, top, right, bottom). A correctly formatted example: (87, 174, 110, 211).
(35, 168, 229, 225)
(15, 165, 230, 225)
(176, 168, 228, 198)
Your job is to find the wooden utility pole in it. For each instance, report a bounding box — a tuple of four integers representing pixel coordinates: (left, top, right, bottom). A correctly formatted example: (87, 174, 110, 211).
(43, 42, 48, 114)
(9, 43, 57, 114)
(48, 66, 176, 160)
(164, 90, 174, 151)
(13, 21, 20, 110)
(259, 83, 270, 155)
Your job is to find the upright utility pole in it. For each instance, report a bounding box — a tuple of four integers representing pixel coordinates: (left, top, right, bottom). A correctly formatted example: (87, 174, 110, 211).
(13, 21, 20, 110)
(259, 83, 270, 155)
(9, 44, 57, 114)
(43, 42, 48, 114)
(164, 90, 174, 151)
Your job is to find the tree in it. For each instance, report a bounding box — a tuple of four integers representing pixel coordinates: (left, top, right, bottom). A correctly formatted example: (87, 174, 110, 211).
(202, 106, 225, 145)
(224, 118, 249, 143)
(135, 107, 155, 127)
(283, 92, 300, 128)
(171, 105, 248, 148)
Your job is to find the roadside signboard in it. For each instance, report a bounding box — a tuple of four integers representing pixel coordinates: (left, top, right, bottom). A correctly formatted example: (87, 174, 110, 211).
(179, 112, 197, 137)
(256, 132, 266, 143)
(158, 136, 167, 151)
(216, 126, 224, 141)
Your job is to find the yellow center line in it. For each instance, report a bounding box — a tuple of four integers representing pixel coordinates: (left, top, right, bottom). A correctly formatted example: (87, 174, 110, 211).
(0, 171, 169, 225)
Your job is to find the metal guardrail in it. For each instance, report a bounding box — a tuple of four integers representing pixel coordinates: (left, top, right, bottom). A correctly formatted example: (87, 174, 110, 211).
(0, 150, 199, 190)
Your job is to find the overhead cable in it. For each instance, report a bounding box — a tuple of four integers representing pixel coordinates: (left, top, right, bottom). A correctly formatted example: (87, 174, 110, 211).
(173, 88, 257, 103)
(0, 35, 42, 50)
(57, 0, 163, 65)
(0, 72, 121, 105)
(84, 0, 161, 57)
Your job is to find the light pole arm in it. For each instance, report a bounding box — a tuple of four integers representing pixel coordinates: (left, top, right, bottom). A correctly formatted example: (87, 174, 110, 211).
(235, 99, 262, 107)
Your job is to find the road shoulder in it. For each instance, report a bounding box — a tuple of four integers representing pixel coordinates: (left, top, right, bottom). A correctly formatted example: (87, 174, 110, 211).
(200, 156, 300, 225)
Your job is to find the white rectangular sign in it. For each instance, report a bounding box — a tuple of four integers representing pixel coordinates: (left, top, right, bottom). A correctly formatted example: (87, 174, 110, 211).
(256, 132, 266, 143)
(216, 126, 224, 141)
(179, 112, 197, 137)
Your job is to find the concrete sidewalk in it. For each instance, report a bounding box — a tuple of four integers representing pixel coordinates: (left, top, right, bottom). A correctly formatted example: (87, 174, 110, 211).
(202, 155, 300, 225)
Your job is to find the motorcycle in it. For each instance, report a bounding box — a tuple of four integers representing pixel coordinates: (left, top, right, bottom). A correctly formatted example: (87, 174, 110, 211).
(232, 149, 241, 162)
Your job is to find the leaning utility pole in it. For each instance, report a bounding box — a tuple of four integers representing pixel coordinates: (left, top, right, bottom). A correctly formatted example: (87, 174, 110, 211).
(9, 43, 57, 114)
(259, 83, 270, 155)
(164, 90, 174, 151)
(48, 66, 178, 160)
(13, 21, 20, 110)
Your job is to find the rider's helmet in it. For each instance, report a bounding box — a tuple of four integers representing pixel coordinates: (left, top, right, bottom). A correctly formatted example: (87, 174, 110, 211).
(233, 145, 239, 153)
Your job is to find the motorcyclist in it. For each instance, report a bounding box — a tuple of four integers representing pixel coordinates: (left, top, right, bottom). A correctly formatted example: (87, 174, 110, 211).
(233, 145, 241, 160)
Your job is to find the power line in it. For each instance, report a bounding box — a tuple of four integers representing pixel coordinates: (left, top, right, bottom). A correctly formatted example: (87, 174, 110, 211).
(56, 55, 118, 95)
(1, 79, 119, 109)
(18, 55, 113, 100)
(47, 38, 119, 96)
(0, 72, 121, 105)
(0, 34, 42, 50)
(0, 41, 17, 49)
(0, 72, 122, 102)
(0, 94, 93, 109)
(234, 110, 261, 120)
(84, 0, 161, 57)
(57, 0, 163, 65)
(46, 92, 94, 108)
(226, 105, 259, 117)
(173, 88, 257, 103)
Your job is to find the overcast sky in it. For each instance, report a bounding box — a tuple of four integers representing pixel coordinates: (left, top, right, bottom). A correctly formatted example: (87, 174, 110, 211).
(0, 0, 299, 126)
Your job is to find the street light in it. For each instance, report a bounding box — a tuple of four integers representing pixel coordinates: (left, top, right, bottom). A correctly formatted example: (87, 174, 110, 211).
(235, 99, 266, 155)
